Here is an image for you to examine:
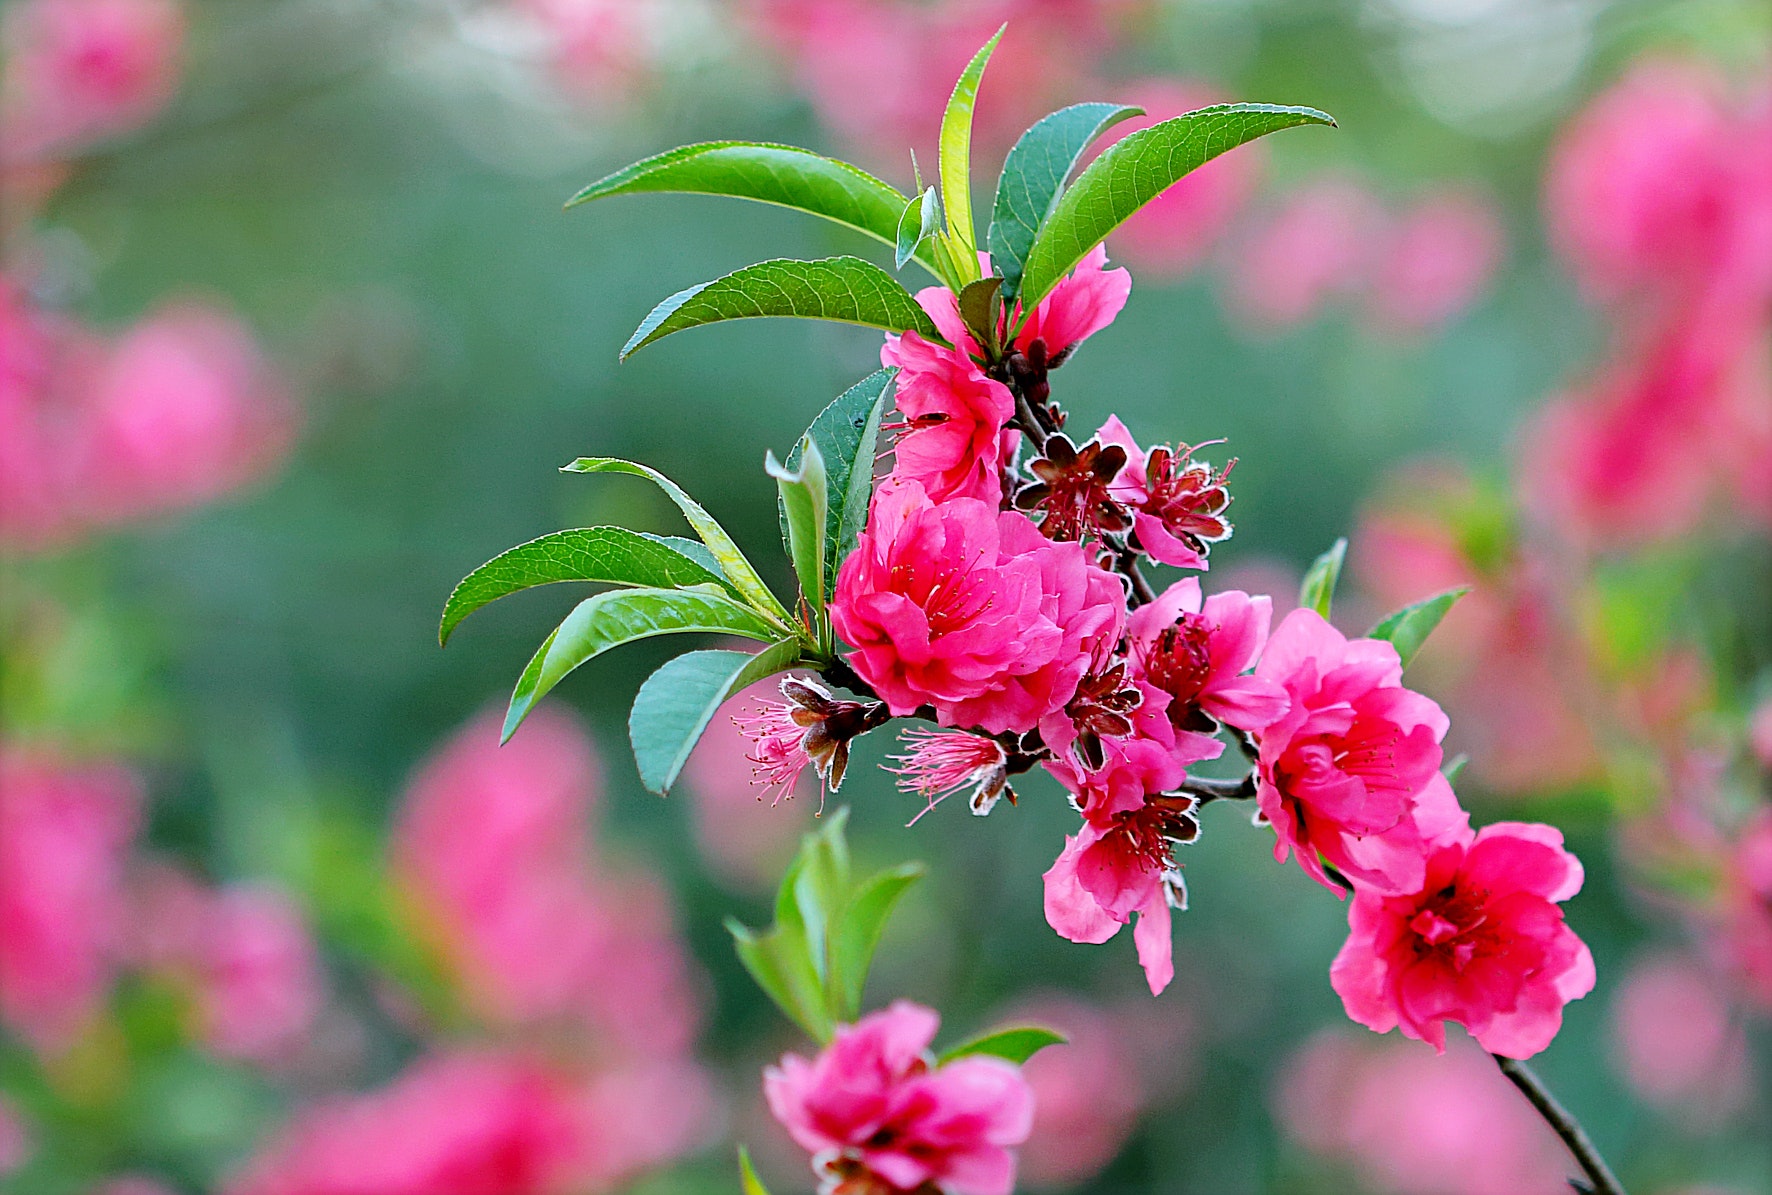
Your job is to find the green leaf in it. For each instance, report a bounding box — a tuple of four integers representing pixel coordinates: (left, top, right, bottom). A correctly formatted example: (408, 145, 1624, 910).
(829, 862, 924, 1022)
(628, 642, 801, 796)
(937, 25, 1005, 274)
(1368, 586, 1471, 669)
(781, 369, 895, 600)
(1299, 537, 1348, 620)
(937, 1026, 1067, 1066)
(620, 257, 944, 360)
(1018, 103, 1336, 308)
(728, 912, 830, 1042)
(1442, 753, 1469, 787)
(566, 141, 935, 273)
(896, 185, 943, 270)
(647, 534, 726, 579)
(957, 276, 1004, 356)
(561, 457, 791, 627)
(439, 527, 731, 646)
(738, 1146, 773, 1195)
(503, 588, 778, 743)
(767, 438, 830, 628)
(988, 102, 1144, 302)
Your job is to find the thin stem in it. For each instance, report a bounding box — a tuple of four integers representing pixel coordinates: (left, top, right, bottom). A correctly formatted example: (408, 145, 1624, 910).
(1177, 772, 1256, 804)
(1492, 1055, 1627, 1195)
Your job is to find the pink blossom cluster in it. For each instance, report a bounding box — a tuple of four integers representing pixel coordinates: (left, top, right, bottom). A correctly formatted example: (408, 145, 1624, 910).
(734, 235, 1601, 1081)
(0, 275, 295, 551)
(230, 708, 716, 1195)
(1524, 58, 1772, 547)
(0, 0, 183, 207)
(1225, 176, 1505, 335)
(764, 1000, 1034, 1195)
(0, 745, 328, 1072)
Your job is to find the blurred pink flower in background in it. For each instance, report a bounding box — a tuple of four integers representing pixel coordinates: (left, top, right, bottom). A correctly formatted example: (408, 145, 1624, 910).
(1274, 1031, 1571, 1195)
(1224, 177, 1384, 330)
(0, 0, 184, 164)
(1751, 697, 1772, 769)
(1723, 810, 1772, 1010)
(764, 999, 1034, 1195)
(1544, 58, 1745, 308)
(748, 0, 1127, 173)
(79, 301, 296, 526)
(1608, 952, 1751, 1126)
(130, 865, 325, 1066)
(1, 281, 296, 549)
(1099, 80, 1262, 279)
(517, 0, 651, 101)
(231, 1048, 707, 1195)
(996, 996, 1145, 1188)
(0, 749, 140, 1055)
(1366, 189, 1504, 334)
(393, 707, 703, 1059)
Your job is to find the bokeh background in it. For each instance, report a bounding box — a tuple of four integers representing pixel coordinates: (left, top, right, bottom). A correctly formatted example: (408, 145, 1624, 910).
(3, 1, 1770, 1192)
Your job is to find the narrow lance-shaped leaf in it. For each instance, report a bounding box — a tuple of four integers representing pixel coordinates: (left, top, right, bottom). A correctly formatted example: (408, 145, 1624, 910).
(1019, 103, 1336, 308)
(503, 588, 778, 743)
(1299, 537, 1347, 620)
(829, 862, 924, 1022)
(1442, 753, 1470, 787)
(988, 102, 1144, 302)
(627, 642, 802, 796)
(781, 369, 896, 600)
(767, 437, 830, 632)
(936, 1026, 1067, 1066)
(1368, 586, 1471, 669)
(957, 276, 1003, 357)
(936, 25, 1004, 277)
(738, 1147, 773, 1195)
(562, 457, 791, 628)
(439, 527, 732, 646)
(621, 257, 944, 361)
(896, 185, 943, 271)
(567, 141, 938, 274)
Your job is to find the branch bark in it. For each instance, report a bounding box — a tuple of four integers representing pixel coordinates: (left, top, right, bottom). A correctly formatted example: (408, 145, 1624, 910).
(1492, 1054, 1627, 1195)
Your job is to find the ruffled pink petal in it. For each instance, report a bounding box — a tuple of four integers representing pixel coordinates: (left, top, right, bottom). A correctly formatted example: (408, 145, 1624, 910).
(1042, 835, 1124, 944)
(1464, 822, 1584, 902)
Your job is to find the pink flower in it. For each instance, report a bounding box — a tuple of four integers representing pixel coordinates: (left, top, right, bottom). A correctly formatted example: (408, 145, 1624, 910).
(1329, 821, 1596, 1058)
(1042, 682, 1210, 823)
(0, 0, 184, 163)
(1009, 244, 1130, 361)
(1608, 952, 1750, 1125)
(1723, 810, 1772, 1010)
(1751, 697, 1772, 771)
(889, 728, 1010, 820)
(831, 479, 1123, 735)
(1096, 80, 1261, 278)
(0, 275, 100, 548)
(1096, 415, 1234, 570)
(1041, 800, 1197, 995)
(0, 749, 139, 1054)
(1126, 577, 1288, 735)
(1252, 608, 1467, 894)
(1000, 997, 1144, 1188)
(763, 1000, 1034, 1195)
(681, 673, 816, 890)
(1274, 1031, 1573, 1195)
(1225, 177, 1384, 329)
(1544, 58, 1740, 305)
(393, 708, 702, 1058)
(518, 0, 651, 103)
(880, 329, 1015, 505)
(131, 865, 323, 1065)
(1366, 189, 1504, 333)
(229, 1049, 712, 1195)
(79, 301, 295, 525)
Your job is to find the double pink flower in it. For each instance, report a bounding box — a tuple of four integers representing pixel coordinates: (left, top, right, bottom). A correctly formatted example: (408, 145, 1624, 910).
(1330, 822, 1596, 1058)
(831, 479, 1123, 735)
(764, 1000, 1034, 1195)
(1252, 608, 1466, 895)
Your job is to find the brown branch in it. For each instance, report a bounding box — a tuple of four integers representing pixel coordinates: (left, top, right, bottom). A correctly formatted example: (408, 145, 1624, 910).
(1492, 1055, 1627, 1195)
